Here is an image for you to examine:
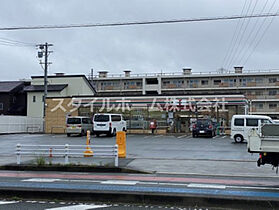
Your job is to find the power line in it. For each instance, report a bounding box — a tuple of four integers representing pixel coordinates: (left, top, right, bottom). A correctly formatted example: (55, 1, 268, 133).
(242, 0, 278, 65)
(235, 0, 270, 65)
(224, 0, 252, 69)
(226, 0, 258, 69)
(221, 0, 248, 68)
(0, 13, 278, 31)
(0, 36, 36, 47)
(243, 2, 279, 65)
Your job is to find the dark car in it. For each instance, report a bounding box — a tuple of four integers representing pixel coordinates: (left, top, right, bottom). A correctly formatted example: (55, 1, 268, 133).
(192, 119, 216, 138)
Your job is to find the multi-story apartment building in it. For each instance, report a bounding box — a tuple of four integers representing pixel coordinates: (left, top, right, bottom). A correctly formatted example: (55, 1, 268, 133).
(91, 67, 279, 119)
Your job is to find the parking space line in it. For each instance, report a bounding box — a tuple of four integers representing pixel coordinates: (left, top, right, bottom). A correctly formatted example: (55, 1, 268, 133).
(154, 135, 164, 138)
(222, 136, 227, 138)
(177, 135, 187, 139)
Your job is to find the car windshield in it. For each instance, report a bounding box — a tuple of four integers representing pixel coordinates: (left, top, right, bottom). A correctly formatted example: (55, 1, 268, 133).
(94, 115, 109, 122)
(67, 118, 81, 124)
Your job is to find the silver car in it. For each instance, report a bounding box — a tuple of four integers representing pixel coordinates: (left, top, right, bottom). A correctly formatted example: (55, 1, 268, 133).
(66, 116, 92, 137)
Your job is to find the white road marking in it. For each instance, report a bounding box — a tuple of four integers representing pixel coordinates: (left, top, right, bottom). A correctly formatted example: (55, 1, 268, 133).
(154, 135, 164, 138)
(213, 136, 218, 139)
(187, 183, 226, 189)
(45, 204, 109, 210)
(0, 201, 18, 205)
(101, 180, 138, 185)
(222, 135, 227, 138)
(144, 136, 150, 139)
(186, 136, 192, 138)
(68, 179, 101, 183)
(177, 135, 187, 139)
(22, 178, 61, 182)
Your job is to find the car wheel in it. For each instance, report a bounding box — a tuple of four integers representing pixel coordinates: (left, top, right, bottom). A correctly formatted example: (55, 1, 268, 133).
(67, 133, 71, 137)
(234, 135, 244, 143)
(96, 133, 100, 137)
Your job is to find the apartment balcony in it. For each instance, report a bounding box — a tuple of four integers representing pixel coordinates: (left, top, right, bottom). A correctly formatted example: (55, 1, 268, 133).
(124, 85, 142, 90)
(145, 84, 159, 91)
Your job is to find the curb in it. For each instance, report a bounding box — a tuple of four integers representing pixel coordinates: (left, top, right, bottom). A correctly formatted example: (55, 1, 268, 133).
(0, 165, 150, 174)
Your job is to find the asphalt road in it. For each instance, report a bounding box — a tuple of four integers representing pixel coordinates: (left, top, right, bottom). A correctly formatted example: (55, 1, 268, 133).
(0, 170, 278, 209)
(0, 199, 189, 210)
(0, 133, 276, 177)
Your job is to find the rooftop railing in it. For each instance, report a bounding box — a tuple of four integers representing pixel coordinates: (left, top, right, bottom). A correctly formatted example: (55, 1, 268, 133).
(89, 69, 279, 79)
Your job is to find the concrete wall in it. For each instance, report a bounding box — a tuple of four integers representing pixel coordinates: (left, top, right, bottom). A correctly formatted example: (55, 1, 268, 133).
(45, 98, 78, 134)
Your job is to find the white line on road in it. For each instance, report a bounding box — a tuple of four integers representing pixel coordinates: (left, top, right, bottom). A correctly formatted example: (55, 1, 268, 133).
(45, 204, 109, 210)
(222, 136, 227, 138)
(101, 180, 139, 185)
(187, 183, 226, 189)
(144, 136, 150, 139)
(213, 136, 218, 139)
(177, 135, 187, 139)
(154, 135, 164, 138)
(22, 178, 61, 182)
(0, 201, 18, 205)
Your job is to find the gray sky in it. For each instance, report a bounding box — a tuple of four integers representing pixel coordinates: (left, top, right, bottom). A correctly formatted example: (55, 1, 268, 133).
(0, 0, 279, 80)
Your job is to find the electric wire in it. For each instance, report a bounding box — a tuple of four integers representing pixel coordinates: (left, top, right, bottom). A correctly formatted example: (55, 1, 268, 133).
(226, 0, 260, 69)
(225, 0, 254, 70)
(243, 1, 279, 65)
(235, 0, 270, 65)
(221, 0, 248, 68)
(0, 13, 278, 31)
(0, 36, 36, 47)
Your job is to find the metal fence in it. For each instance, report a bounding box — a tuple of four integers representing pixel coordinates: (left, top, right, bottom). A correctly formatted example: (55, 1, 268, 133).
(0, 116, 43, 134)
(15, 144, 119, 167)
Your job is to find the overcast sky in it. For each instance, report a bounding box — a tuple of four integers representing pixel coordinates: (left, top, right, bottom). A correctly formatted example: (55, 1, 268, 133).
(0, 0, 279, 80)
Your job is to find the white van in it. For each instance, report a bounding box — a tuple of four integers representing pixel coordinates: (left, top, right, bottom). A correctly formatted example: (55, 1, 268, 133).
(93, 113, 126, 137)
(230, 115, 274, 143)
(66, 116, 93, 137)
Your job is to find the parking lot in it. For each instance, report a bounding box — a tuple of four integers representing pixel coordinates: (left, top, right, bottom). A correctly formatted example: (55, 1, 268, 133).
(0, 133, 276, 177)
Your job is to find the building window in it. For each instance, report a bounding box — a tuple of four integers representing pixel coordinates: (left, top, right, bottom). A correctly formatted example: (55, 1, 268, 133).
(0, 103, 3, 111)
(201, 80, 208, 85)
(269, 78, 277, 83)
(255, 90, 263, 96)
(256, 103, 263, 109)
(33, 95, 36, 103)
(213, 80, 221, 85)
(255, 78, 263, 83)
(269, 103, 277, 109)
(269, 90, 277, 96)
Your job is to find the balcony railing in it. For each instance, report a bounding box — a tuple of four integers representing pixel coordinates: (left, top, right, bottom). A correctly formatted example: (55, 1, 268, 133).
(90, 69, 279, 79)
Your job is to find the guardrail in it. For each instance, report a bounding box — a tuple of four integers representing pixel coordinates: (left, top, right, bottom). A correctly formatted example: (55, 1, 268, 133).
(15, 144, 118, 167)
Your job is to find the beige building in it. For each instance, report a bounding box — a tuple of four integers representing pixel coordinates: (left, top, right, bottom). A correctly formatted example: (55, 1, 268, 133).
(91, 67, 279, 119)
(25, 74, 96, 118)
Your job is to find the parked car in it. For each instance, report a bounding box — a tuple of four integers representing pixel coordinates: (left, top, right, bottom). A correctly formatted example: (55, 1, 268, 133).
(192, 119, 216, 138)
(66, 116, 93, 137)
(93, 113, 126, 137)
(230, 114, 274, 143)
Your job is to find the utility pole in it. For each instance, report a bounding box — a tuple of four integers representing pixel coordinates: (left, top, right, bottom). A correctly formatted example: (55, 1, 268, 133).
(37, 42, 53, 132)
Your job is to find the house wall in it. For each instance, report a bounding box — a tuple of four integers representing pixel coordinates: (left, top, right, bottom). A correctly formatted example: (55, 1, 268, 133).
(27, 76, 94, 118)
